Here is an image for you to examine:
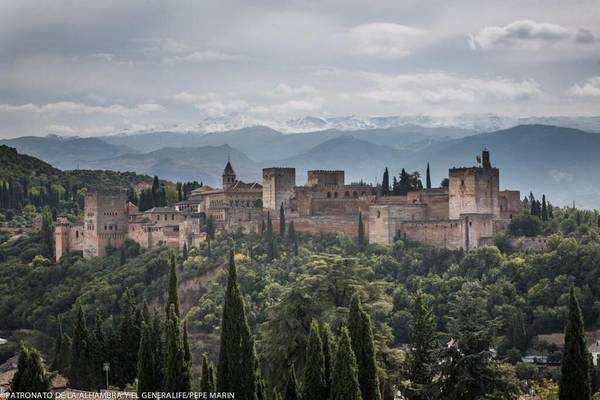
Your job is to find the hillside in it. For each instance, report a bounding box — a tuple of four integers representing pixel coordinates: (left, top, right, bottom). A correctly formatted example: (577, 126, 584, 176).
(0, 135, 135, 170)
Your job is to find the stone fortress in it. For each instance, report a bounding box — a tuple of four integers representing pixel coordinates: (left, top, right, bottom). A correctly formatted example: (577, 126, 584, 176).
(55, 150, 522, 260)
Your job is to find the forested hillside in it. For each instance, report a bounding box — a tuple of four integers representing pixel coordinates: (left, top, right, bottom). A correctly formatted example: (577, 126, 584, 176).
(1, 202, 600, 397)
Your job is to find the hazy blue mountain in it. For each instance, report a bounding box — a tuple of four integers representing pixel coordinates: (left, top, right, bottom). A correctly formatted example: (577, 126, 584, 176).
(0, 135, 134, 170)
(101, 125, 455, 161)
(82, 144, 261, 186)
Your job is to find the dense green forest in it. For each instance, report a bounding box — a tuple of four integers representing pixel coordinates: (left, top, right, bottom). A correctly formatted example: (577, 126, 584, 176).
(2, 200, 600, 397)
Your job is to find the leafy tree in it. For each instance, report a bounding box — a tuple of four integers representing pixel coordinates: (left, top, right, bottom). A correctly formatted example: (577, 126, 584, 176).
(348, 294, 380, 400)
(284, 364, 300, 400)
(382, 168, 390, 196)
(406, 290, 437, 399)
(279, 203, 286, 238)
(164, 304, 192, 393)
(559, 287, 591, 400)
(330, 327, 362, 400)
(217, 248, 258, 399)
(303, 321, 327, 400)
(10, 344, 52, 393)
(200, 354, 216, 393)
(508, 214, 542, 237)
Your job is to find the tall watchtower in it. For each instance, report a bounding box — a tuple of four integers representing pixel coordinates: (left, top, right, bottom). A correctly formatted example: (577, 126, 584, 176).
(448, 150, 500, 219)
(83, 190, 129, 258)
(222, 160, 236, 189)
(262, 167, 296, 211)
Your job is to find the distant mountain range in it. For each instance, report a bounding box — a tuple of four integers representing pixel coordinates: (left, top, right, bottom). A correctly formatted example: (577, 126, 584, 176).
(3, 124, 600, 207)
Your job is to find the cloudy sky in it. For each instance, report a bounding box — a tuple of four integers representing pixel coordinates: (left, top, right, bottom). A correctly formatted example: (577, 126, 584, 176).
(1, 0, 599, 138)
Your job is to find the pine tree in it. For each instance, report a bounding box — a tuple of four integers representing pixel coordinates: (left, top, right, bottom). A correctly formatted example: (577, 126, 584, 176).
(406, 290, 437, 399)
(542, 195, 548, 221)
(164, 304, 192, 393)
(304, 321, 327, 400)
(200, 354, 216, 393)
(166, 253, 180, 317)
(426, 163, 432, 189)
(348, 294, 380, 400)
(321, 323, 334, 398)
(559, 287, 591, 400)
(279, 203, 286, 237)
(10, 345, 52, 393)
(330, 327, 362, 400)
(382, 168, 390, 196)
(69, 304, 94, 390)
(357, 212, 365, 249)
(40, 205, 54, 259)
(284, 364, 300, 400)
(217, 248, 258, 400)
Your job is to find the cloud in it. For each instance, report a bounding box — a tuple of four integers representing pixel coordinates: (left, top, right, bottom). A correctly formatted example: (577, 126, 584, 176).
(362, 72, 543, 105)
(270, 83, 318, 97)
(163, 50, 242, 65)
(0, 101, 164, 117)
(568, 76, 600, 97)
(252, 98, 324, 115)
(348, 23, 424, 58)
(469, 20, 599, 49)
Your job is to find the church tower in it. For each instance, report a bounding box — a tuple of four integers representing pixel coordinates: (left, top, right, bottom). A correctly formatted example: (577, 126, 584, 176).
(223, 160, 236, 189)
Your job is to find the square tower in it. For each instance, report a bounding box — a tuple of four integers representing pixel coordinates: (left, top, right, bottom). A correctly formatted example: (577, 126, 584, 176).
(262, 167, 296, 211)
(448, 150, 500, 220)
(83, 190, 129, 258)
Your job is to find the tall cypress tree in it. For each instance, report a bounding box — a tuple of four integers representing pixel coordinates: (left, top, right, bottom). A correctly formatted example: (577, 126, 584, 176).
(116, 289, 142, 388)
(166, 253, 180, 317)
(382, 168, 390, 196)
(559, 287, 591, 400)
(541, 195, 548, 221)
(426, 163, 432, 189)
(321, 323, 335, 398)
(284, 364, 300, 400)
(137, 322, 157, 396)
(217, 248, 257, 399)
(304, 321, 327, 400)
(150, 310, 165, 388)
(348, 294, 380, 400)
(183, 320, 192, 366)
(164, 304, 192, 393)
(200, 354, 216, 393)
(51, 317, 68, 372)
(40, 205, 54, 259)
(266, 212, 276, 261)
(279, 203, 286, 238)
(330, 327, 362, 400)
(357, 213, 365, 249)
(10, 345, 52, 393)
(406, 290, 437, 399)
(288, 221, 298, 256)
(69, 304, 94, 390)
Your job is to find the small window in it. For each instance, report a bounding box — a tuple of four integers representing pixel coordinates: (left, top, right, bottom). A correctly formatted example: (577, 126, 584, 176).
(327, 192, 331, 198)
(334, 192, 338, 198)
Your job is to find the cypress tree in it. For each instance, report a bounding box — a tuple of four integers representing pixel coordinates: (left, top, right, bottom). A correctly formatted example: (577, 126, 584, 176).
(166, 253, 180, 317)
(382, 168, 390, 196)
(284, 364, 300, 400)
(182, 242, 188, 260)
(69, 304, 94, 390)
(542, 195, 548, 221)
(392, 176, 399, 195)
(357, 213, 365, 249)
(40, 205, 54, 259)
(304, 321, 327, 400)
(279, 203, 286, 237)
(164, 304, 192, 393)
(426, 163, 432, 189)
(330, 327, 362, 400)
(559, 287, 591, 400)
(348, 294, 380, 400)
(206, 216, 215, 240)
(288, 221, 298, 256)
(406, 290, 437, 399)
(10, 344, 52, 393)
(137, 322, 157, 396)
(257, 377, 267, 400)
(266, 212, 276, 261)
(200, 354, 216, 393)
(150, 310, 165, 388)
(321, 323, 334, 398)
(116, 289, 142, 388)
(217, 248, 258, 399)
(51, 317, 67, 371)
(183, 320, 192, 366)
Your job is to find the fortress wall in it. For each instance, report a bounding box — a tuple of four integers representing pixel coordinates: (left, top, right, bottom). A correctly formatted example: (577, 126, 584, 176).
(499, 190, 522, 219)
(55, 219, 84, 260)
(84, 191, 128, 257)
(274, 214, 367, 237)
(449, 168, 499, 219)
(399, 219, 465, 250)
(464, 213, 495, 249)
(368, 204, 428, 244)
(307, 170, 345, 186)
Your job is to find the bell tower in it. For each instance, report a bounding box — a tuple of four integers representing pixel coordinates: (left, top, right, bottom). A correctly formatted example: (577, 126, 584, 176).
(222, 159, 236, 189)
